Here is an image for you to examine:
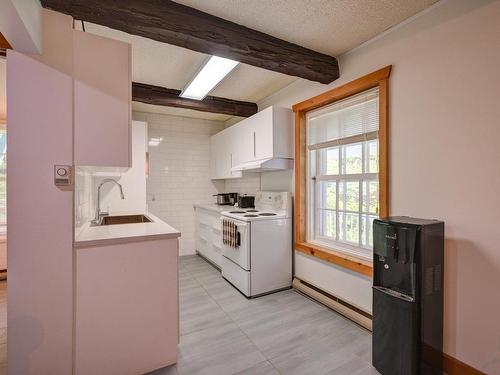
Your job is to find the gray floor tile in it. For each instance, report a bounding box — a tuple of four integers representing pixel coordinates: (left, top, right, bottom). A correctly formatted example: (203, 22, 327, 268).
(146, 364, 179, 375)
(177, 322, 266, 375)
(326, 357, 380, 375)
(232, 360, 279, 375)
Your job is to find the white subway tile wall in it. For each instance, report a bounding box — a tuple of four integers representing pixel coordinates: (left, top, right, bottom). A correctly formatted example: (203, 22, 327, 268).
(225, 173, 261, 196)
(134, 111, 228, 255)
(75, 167, 93, 237)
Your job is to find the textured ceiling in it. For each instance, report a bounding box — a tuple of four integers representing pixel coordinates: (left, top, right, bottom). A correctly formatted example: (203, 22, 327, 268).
(78, 0, 439, 121)
(173, 0, 439, 56)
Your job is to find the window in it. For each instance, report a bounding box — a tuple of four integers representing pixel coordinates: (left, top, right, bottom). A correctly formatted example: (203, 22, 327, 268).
(307, 88, 379, 259)
(293, 66, 391, 276)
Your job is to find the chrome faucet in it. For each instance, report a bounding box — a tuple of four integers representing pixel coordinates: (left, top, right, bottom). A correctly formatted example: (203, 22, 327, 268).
(92, 178, 125, 224)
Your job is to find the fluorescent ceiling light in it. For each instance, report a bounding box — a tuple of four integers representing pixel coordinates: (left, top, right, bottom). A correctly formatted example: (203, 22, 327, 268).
(181, 56, 238, 100)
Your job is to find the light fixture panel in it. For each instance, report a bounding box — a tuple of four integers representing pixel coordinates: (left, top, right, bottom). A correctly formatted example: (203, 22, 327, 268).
(181, 56, 238, 100)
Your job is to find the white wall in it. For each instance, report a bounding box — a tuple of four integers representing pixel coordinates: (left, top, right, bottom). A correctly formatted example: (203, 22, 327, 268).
(0, 0, 42, 54)
(7, 10, 74, 374)
(134, 111, 225, 256)
(254, 0, 500, 372)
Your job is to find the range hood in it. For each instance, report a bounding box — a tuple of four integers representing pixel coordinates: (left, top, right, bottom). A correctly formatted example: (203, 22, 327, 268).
(231, 157, 293, 172)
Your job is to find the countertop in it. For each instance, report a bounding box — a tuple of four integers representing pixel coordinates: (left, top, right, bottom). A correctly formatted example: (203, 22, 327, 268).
(74, 211, 181, 248)
(193, 204, 232, 213)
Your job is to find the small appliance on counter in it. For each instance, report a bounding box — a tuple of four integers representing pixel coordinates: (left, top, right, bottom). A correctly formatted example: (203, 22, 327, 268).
(213, 192, 238, 206)
(237, 195, 255, 209)
(372, 216, 444, 375)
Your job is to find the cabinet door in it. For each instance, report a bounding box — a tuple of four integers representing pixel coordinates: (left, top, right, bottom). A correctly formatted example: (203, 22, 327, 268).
(233, 116, 256, 163)
(226, 126, 242, 179)
(215, 131, 230, 178)
(76, 239, 179, 375)
(253, 107, 274, 160)
(74, 30, 131, 167)
(210, 130, 242, 179)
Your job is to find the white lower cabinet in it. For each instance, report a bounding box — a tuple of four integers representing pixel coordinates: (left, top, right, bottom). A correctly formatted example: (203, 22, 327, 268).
(75, 238, 179, 375)
(195, 207, 223, 267)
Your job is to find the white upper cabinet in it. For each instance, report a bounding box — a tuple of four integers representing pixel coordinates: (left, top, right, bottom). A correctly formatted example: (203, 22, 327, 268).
(73, 30, 132, 168)
(210, 106, 293, 179)
(210, 126, 242, 180)
(236, 106, 293, 164)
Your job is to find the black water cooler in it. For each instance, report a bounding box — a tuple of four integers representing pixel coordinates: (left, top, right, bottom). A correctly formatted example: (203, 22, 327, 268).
(372, 217, 444, 375)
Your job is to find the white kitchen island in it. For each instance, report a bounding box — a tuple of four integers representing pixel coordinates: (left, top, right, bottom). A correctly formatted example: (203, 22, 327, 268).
(74, 212, 181, 375)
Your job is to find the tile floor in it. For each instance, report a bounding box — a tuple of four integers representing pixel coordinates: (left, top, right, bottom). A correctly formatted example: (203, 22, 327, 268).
(153, 255, 379, 375)
(0, 256, 379, 375)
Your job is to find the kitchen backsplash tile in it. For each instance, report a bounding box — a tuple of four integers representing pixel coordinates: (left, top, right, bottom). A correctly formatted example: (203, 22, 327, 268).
(224, 173, 261, 196)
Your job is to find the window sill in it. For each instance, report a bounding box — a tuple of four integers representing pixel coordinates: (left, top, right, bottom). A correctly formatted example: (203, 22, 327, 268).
(295, 241, 373, 277)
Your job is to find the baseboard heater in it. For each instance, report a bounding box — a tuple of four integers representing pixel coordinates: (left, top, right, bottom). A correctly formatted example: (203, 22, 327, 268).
(293, 277, 372, 331)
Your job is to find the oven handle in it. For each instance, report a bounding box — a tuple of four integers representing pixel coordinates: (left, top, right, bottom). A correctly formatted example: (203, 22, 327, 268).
(221, 217, 245, 248)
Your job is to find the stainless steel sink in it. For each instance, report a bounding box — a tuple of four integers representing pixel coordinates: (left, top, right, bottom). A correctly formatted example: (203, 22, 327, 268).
(92, 214, 152, 226)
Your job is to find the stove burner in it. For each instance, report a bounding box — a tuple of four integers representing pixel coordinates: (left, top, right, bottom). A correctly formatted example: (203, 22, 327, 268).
(244, 214, 259, 217)
(259, 213, 277, 216)
(229, 211, 246, 214)
(246, 209, 258, 212)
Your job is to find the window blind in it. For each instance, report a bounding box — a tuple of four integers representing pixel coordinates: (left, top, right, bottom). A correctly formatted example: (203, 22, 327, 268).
(307, 87, 379, 150)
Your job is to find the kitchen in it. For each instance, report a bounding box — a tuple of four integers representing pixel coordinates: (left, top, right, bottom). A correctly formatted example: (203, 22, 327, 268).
(1, 0, 500, 375)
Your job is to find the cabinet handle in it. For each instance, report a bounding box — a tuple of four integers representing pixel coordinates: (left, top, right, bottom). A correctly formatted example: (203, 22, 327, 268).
(253, 131, 256, 158)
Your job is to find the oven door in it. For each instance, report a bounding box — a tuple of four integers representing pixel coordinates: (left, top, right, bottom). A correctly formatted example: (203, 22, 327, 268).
(221, 217, 250, 270)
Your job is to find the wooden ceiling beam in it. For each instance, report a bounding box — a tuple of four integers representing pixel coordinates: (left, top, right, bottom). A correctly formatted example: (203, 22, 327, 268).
(41, 0, 339, 84)
(132, 82, 258, 118)
(0, 33, 12, 50)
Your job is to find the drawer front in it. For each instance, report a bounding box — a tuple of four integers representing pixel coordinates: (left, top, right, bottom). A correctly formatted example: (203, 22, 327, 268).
(196, 234, 209, 254)
(196, 209, 223, 267)
(221, 256, 250, 296)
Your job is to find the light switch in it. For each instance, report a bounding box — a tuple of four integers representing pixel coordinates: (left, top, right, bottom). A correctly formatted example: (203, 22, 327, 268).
(54, 165, 72, 186)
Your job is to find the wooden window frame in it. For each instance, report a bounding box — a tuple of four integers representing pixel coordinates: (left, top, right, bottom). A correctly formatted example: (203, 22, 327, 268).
(292, 66, 391, 277)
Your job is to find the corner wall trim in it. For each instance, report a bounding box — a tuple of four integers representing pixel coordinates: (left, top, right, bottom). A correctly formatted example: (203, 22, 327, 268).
(443, 353, 486, 375)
